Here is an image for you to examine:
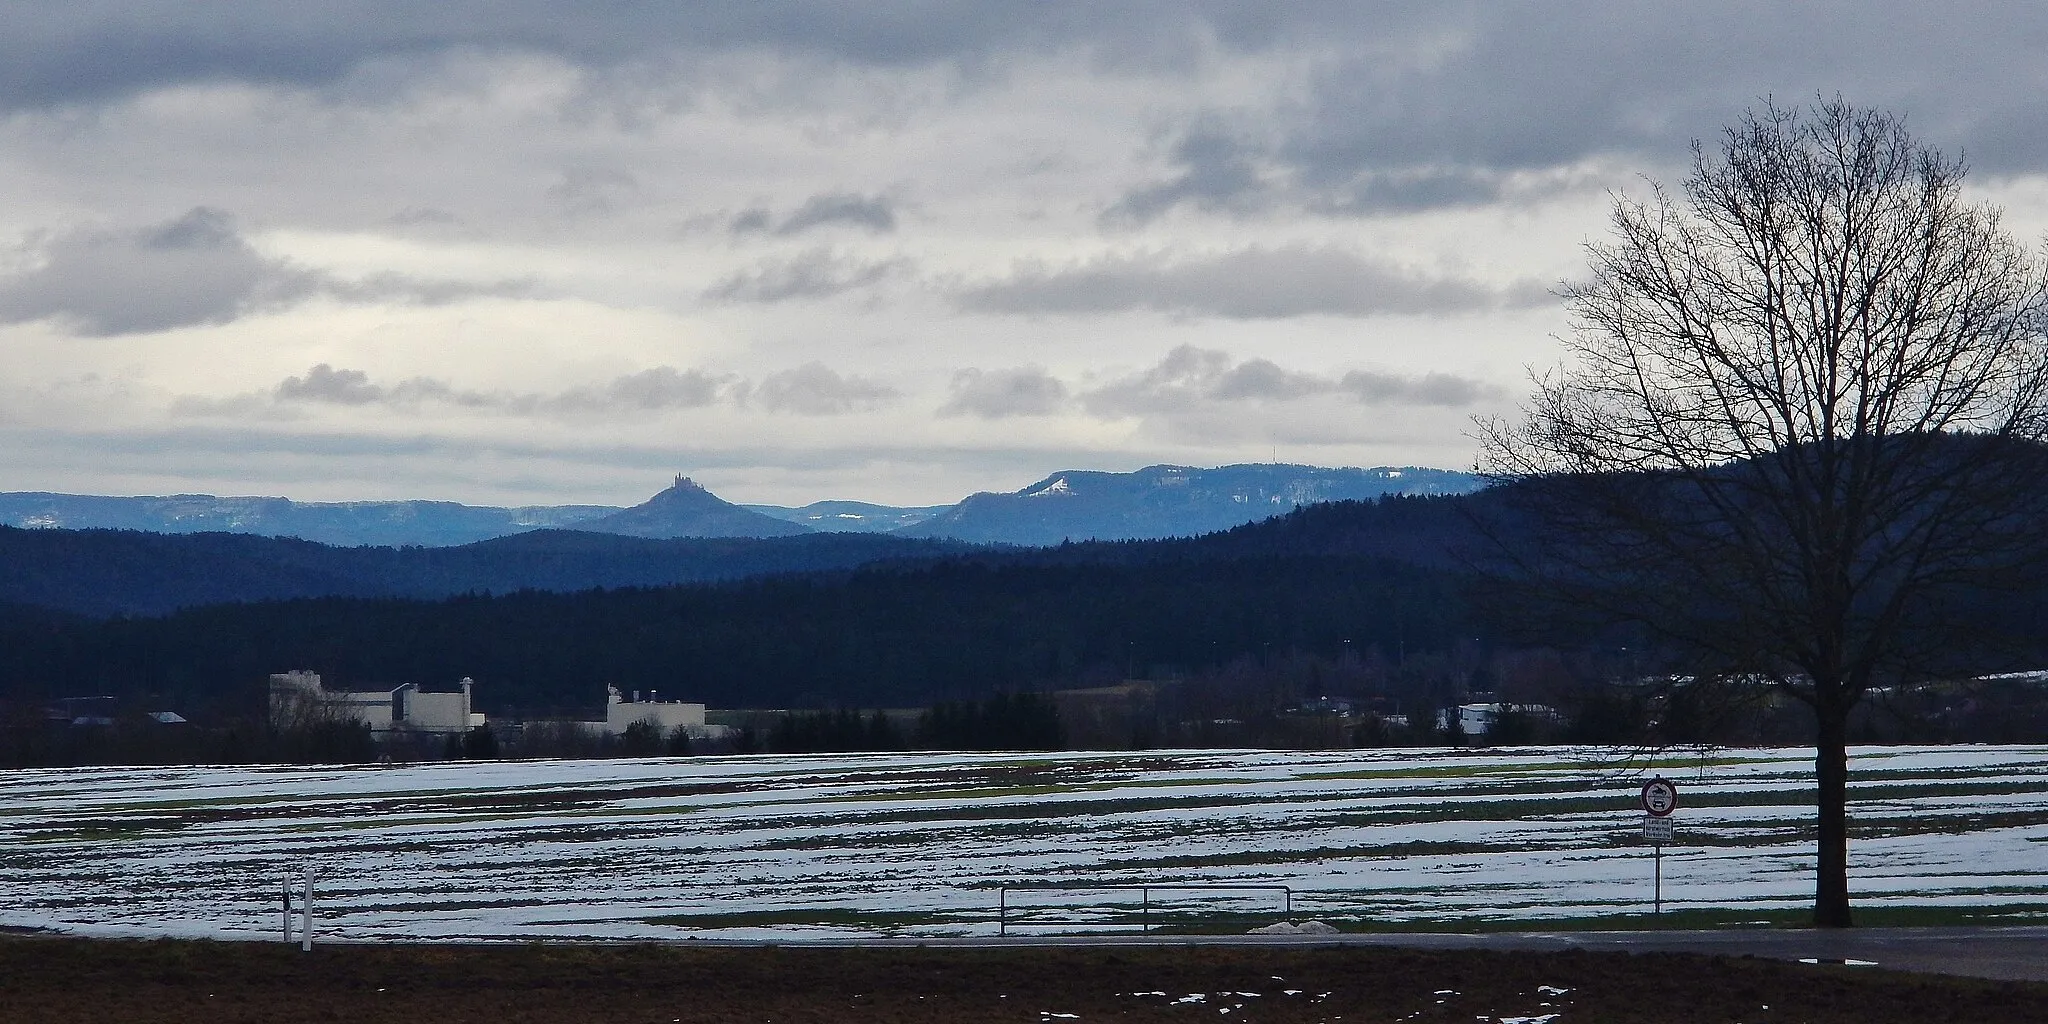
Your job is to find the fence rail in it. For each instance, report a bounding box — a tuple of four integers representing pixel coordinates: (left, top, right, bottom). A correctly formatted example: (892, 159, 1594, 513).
(995, 884, 1292, 936)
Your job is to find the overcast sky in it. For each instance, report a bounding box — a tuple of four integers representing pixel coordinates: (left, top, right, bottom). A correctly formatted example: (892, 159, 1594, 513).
(3, 3, 2046, 507)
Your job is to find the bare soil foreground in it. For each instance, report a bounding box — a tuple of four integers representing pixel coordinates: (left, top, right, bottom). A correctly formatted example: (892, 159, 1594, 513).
(7, 937, 2048, 1024)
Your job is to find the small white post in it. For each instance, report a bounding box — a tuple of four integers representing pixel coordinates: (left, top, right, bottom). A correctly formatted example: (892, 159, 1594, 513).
(300, 864, 314, 951)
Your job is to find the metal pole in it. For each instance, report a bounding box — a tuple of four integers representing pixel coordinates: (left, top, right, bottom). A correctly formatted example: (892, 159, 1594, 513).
(282, 875, 293, 943)
(1141, 888, 1150, 934)
(1654, 845, 1663, 918)
(1284, 888, 1292, 918)
(999, 888, 1006, 937)
(301, 865, 314, 952)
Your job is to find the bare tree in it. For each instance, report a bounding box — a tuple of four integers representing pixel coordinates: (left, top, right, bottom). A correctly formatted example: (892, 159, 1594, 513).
(1480, 98, 2048, 927)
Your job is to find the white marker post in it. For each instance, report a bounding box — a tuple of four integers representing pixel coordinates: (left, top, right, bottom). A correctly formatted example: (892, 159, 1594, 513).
(1640, 777, 1679, 917)
(281, 864, 316, 949)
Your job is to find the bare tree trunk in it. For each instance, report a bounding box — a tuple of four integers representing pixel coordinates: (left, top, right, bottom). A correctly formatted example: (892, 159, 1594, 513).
(1814, 705, 1853, 927)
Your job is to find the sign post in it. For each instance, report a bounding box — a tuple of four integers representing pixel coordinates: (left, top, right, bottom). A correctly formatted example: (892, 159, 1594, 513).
(1639, 777, 1679, 918)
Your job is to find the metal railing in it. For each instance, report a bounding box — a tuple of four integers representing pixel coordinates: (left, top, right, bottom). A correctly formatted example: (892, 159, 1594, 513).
(995, 884, 1292, 936)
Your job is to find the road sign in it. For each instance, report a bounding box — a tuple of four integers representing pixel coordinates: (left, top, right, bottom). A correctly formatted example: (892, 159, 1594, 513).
(1640, 777, 1679, 817)
(1641, 814, 1675, 845)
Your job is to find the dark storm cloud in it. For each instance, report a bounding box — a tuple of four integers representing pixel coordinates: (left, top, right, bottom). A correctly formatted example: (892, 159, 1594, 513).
(703, 248, 908, 303)
(1081, 345, 1497, 418)
(938, 366, 1070, 418)
(958, 245, 1541, 320)
(0, 209, 536, 336)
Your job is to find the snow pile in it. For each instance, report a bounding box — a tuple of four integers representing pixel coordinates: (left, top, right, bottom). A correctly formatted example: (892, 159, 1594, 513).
(1246, 920, 1340, 935)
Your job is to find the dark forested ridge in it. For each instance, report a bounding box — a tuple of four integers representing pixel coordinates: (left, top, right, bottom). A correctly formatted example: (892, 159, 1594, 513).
(0, 550, 1472, 717)
(0, 492, 1479, 617)
(0, 525, 969, 617)
(7, 488, 2043, 742)
(0, 496, 1484, 714)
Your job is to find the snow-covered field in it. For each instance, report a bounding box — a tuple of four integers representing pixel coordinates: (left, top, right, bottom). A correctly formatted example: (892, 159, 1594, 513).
(4, 745, 2046, 942)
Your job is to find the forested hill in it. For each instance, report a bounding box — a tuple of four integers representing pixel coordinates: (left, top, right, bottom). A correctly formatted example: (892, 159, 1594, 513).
(0, 495, 1496, 715)
(0, 526, 967, 617)
(0, 550, 1476, 717)
(4, 489, 2044, 720)
(0, 495, 1479, 617)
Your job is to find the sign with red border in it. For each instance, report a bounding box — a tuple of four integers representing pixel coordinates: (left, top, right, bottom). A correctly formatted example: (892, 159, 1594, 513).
(1640, 777, 1679, 817)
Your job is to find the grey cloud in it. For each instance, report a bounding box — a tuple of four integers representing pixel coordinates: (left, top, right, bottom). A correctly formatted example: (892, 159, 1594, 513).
(704, 248, 906, 303)
(729, 209, 774, 234)
(570, 366, 727, 411)
(1314, 168, 1514, 215)
(959, 245, 1539, 320)
(273, 365, 492, 409)
(0, 207, 312, 335)
(389, 207, 460, 227)
(1102, 128, 1266, 227)
(1265, 6, 2048, 202)
(1338, 370, 1490, 406)
(253, 363, 735, 416)
(277, 364, 382, 405)
(734, 193, 897, 236)
(546, 167, 641, 217)
(748, 362, 900, 415)
(0, 5, 1289, 110)
(0, 209, 539, 336)
(1082, 345, 1496, 417)
(7, 6, 2048, 181)
(324, 273, 538, 307)
(939, 366, 1070, 418)
(1082, 345, 1231, 415)
(1210, 359, 1327, 400)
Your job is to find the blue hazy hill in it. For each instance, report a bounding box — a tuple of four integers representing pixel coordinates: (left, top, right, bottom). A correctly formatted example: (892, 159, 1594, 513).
(897, 463, 1483, 545)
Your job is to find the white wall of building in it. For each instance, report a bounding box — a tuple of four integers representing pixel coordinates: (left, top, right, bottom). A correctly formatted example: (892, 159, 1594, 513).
(269, 670, 484, 735)
(604, 686, 706, 735)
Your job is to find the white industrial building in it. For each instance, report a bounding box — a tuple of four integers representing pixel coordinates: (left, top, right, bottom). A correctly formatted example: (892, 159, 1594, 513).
(603, 685, 706, 734)
(269, 670, 487, 735)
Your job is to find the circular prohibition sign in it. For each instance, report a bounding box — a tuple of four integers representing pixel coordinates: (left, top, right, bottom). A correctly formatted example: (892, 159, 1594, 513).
(1640, 777, 1679, 817)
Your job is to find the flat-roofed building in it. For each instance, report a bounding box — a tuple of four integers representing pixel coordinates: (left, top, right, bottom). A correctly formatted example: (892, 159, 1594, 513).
(269, 670, 485, 735)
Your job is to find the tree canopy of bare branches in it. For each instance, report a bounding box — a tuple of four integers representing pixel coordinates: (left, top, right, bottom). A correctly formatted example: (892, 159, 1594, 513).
(1480, 98, 2048, 927)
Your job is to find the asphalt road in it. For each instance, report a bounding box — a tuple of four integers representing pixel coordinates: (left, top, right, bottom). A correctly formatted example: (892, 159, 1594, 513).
(705, 927, 2048, 983)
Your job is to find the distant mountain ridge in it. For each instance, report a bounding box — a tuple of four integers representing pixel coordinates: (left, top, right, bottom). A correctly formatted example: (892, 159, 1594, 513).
(0, 525, 964, 617)
(744, 500, 948, 534)
(578, 476, 809, 539)
(898, 464, 1483, 545)
(0, 491, 617, 547)
(0, 463, 1485, 548)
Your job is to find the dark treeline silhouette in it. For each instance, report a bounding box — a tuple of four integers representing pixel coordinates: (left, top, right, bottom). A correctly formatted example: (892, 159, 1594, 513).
(720, 693, 1063, 754)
